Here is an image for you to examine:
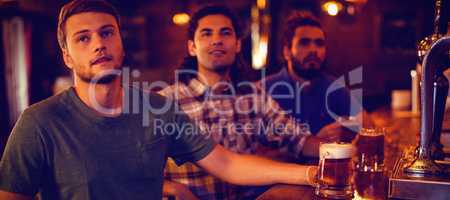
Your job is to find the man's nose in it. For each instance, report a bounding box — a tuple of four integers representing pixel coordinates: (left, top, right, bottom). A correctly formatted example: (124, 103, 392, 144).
(307, 47, 318, 55)
(92, 34, 106, 53)
(211, 34, 223, 46)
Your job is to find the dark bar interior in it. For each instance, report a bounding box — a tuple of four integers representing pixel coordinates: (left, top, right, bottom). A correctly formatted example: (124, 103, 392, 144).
(0, 0, 449, 199)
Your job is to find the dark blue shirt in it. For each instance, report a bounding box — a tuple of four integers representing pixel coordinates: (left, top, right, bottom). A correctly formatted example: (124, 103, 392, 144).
(261, 68, 354, 135)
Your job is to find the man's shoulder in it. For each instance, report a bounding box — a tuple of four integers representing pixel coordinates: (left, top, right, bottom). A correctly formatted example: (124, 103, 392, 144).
(24, 90, 69, 120)
(259, 68, 293, 88)
(10, 91, 71, 138)
(157, 82, 190, 99)
(262, 69, 286, 82)
(142, 88, 175, 106)
(157, 84, 177, 97)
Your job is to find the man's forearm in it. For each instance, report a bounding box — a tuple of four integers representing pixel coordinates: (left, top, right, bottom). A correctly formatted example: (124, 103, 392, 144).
(0, 191, 33, 200)
(197, 145, 316, 186)
(223, 153, 315, 186)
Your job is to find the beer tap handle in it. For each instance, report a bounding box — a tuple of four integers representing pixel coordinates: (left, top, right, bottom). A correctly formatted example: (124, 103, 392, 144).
(419, 37, 449, 154)
(404, 36, 450, 176)
(431, 73, 449, 160)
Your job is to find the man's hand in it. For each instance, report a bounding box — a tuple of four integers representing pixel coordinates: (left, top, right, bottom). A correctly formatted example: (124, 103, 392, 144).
(302, 121, 357, 157)
(316, 122, 356, 143)
(163, 181, 199, 200)
(316, 122, 343, 142)
(317, 111, 373, 143)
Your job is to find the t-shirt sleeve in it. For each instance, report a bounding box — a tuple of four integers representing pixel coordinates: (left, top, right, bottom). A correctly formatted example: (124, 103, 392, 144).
(0, 111, 45, 196)
(165, 101, 216, 166)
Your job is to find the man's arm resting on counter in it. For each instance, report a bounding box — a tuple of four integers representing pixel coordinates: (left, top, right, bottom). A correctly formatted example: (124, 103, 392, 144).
(196, 145, 316, 186)
(0, 191, 33, 200)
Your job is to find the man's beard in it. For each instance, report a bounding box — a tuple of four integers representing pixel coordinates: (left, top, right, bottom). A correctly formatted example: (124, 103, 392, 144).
(292, 57, 323, 80)
(77, 70, 121, 84)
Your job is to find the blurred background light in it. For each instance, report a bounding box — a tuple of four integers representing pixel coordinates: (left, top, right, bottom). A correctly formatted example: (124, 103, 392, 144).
(172, 12, 190, 26)
(322, 1, 343, 16)
(257, 0, 266, 9)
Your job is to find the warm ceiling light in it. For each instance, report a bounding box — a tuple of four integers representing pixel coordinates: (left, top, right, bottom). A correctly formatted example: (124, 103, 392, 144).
(347, 5, 356, 15)
(322, 1, 343, 16)
(172, 13, 190, 25)
(257, 0, 267, 9)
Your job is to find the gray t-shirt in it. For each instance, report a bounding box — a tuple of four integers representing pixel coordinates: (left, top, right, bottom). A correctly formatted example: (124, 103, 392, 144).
(0, 87, 216, 200)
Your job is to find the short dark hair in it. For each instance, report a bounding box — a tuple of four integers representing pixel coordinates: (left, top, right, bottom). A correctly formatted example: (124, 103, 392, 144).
(57, 0, 120, 50)
(188, 5, 242, 40)
(283, 14, 322, 48)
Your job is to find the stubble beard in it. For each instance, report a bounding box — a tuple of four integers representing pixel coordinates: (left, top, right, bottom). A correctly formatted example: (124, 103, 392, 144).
(76, 66, 122, 85)
(291, 58, 322, 80)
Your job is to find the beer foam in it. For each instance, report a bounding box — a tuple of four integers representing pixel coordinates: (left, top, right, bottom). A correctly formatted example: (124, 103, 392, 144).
(320, 143, 353, 159)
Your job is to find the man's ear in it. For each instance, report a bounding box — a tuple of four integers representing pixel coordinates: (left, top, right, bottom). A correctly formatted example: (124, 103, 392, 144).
(283, 45, 291, 61)
(62, 48, 73, 70)
(236, 39, 242, 53)
(187, 40, 196, 56)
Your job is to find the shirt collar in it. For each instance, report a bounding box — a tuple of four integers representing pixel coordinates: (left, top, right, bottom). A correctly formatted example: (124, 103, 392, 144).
(187, 78, 208, 96)
(280, 67, 329, 86)
(187, 77, 234, 97)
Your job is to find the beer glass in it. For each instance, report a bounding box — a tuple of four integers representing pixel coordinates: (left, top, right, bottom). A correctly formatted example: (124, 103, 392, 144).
(337, 116, 361, 143)
(354, 170, 386, 200)
(355, 128, 385, 172)
(316, 143, 354, 199)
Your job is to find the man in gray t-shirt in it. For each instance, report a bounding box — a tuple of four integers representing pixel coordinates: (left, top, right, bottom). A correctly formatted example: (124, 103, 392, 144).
(0, 1, 317, 199)
(0, 87, 215, 200)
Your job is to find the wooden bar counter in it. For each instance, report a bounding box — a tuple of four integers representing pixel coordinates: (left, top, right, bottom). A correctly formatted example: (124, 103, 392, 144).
(257, 108, 428, 200)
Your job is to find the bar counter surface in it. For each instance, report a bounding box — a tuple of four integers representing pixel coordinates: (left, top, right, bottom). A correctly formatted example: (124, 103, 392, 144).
(256, 107, 450, 200)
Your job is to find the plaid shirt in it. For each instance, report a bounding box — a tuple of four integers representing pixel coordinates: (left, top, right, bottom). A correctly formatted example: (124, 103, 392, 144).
(159, 78, 311, 200)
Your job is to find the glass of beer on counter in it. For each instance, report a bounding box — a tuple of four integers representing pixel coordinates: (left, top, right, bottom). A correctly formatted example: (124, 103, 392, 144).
(354, 169, 387, 200)
(316, 142, 354, 199)
(355, 128, 385, 172)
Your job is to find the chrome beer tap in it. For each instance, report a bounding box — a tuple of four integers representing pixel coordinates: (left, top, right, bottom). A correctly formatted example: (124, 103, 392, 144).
(431, 65, 449, 160)
(404, 36, 450, 176)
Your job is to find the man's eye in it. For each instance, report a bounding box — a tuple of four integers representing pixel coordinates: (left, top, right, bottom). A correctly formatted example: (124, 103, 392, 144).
(299, 38, 311, 46)
(201, 32, 211, 37)
(101, 30, 114, 38)
(315, 39, 325, 47)
(78, 35, 90, 43)
(222, 31, 232, 36)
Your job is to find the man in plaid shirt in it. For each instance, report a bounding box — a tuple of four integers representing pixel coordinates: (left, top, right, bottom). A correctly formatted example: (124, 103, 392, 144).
(161, 6, 337, 200)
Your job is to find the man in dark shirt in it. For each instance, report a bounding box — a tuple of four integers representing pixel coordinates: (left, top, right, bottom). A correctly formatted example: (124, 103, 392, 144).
(261, 14, 364, 138)
(0, 1, 317, 200)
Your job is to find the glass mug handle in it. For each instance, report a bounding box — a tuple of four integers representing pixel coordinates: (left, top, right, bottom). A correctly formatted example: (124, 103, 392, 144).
(306, 165, 319, 186)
